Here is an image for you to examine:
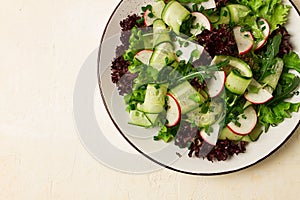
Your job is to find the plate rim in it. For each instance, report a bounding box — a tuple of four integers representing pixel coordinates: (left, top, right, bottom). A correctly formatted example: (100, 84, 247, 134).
(97, 0, 300, 176)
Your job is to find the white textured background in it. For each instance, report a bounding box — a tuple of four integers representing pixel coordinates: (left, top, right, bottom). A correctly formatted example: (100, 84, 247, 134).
(0, 0, 300, 199)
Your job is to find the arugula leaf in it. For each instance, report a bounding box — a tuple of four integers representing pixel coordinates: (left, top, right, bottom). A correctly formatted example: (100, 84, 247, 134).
(258, 34, 282, 81)
(283, 52, 300, 73)
(268, 76, 300, 105)
(258, 34, 282, 82)
(177, 59, 229, 83)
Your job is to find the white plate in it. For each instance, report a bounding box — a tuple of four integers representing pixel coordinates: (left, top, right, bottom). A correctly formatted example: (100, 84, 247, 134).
(97, 0, 300, 175)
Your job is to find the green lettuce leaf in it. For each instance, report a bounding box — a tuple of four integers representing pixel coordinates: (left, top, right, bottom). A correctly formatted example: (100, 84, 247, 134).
(262, 3, 291, 32)
(283, 52, 300, 73)
(154, 125, 179, 143)
(236, 0, 264, 13)
(123, 27, 145, 61)
(237, 0, 291, 32)
(258, 102, 300, 131)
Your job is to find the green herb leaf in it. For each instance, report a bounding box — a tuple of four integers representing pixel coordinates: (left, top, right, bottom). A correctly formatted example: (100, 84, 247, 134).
(154, 125, 179, 143)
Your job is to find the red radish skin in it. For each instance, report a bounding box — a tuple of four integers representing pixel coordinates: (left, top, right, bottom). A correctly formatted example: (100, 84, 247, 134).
(190, 12, 212, 36)
(144, 10, 156, 27)
(200, 123, 220, 145)
(233, 26, 254, 55)
(134, 50, 153, 65)
(227, 106, 257, 136)
(255, 18, 270, 50)
(244, 79, 273, 104)
(166, 93, 181, 127)
(206, 71, 226, 98)
(244, 88, 273, 104)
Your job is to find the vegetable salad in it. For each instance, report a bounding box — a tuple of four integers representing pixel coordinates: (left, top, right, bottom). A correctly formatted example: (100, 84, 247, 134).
(110, 0, 300, 161)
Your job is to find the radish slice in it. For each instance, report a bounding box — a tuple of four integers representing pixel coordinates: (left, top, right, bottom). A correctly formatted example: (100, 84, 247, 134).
(144, 10, 156, 27)
(233, 26, 254, 55)
(134, 50, 153, 65)
(185, 0, 216, 11)
(190, 12, 212, 36)
(227, 106, 257, 136)
(244, 79, 273, 104)
(255, 18, 270, 50)
(200, 123, 220, 145)
(166, 93, 181, 127)
(206, 71, 226, 97)
(200, 0, 216, 10)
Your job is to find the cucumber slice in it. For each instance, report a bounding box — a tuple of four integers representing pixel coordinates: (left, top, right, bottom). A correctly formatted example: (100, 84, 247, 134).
(214, 7, 230, 26)
(212, 55, 253, 78)
(162, 1, 190, 35)
(219, 127, 251, 142)
(145, 113, 159, 125)
(225, 70, 252, 95)
(137, 103, 165, 114)
(150, 42, 175, 71)
(226, 4, 250, 23)
(153, 18, 168, 30)
(137, 83, 168, 113)
(206, 12, 219, 24)
(129, 110, 152, 127)
(248, 124, 263, 141)
(142, 33, 153, 50)
(186, 98, 224, 127)
(153, 19, 171, 47)
(212, 55, 252, 95)
(261, 58, 284, 90)
(186, 108, 215, 127)
(212, 55, 252, 77)
(170, 81, 205, 114)
(152, 0, 166, 18)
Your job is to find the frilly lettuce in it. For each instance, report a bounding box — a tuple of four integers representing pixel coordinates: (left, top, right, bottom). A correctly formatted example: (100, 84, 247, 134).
(258, 101, 300, 131)
(237, 0, 291, 32)
(283, 51, 300, 73)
